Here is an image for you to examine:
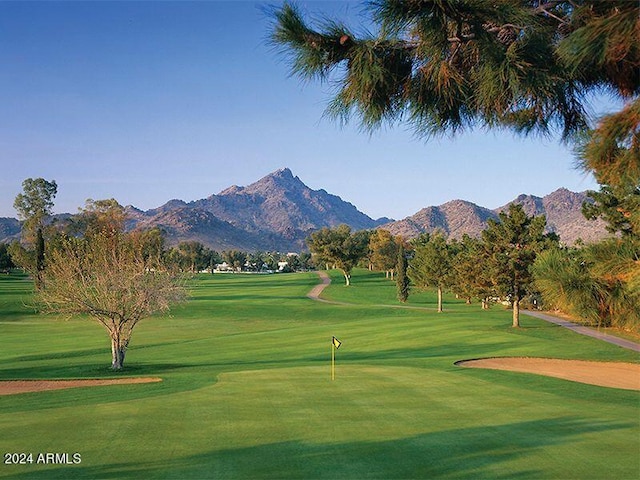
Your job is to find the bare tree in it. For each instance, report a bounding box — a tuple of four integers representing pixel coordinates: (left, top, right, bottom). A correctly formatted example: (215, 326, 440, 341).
(37, 231, 186, 370)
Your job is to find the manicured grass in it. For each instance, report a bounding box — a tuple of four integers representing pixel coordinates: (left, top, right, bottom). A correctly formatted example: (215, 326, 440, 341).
(0, 270, 638, 479)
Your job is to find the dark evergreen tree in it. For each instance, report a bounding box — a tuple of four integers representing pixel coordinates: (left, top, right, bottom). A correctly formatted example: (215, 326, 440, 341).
(396, 244, 409, 303)
(583, 184, 640, 239)
(482, 204, 558, 327)
(449, 235, 493, 307)
(0, 243, 15, 272)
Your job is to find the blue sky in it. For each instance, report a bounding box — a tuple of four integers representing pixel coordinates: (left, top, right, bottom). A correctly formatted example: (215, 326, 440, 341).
(1, 0, 605, 221)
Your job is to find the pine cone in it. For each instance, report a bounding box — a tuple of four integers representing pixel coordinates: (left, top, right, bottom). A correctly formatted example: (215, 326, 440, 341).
(497, 27, 517, 45)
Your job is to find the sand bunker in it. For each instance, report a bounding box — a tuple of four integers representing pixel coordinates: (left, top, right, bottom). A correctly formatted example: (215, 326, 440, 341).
(0, 377, 162, 396)
(456, 357, 640, 391)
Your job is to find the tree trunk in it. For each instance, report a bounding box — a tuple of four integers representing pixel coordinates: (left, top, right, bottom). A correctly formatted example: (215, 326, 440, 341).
(344, 272, 351, 286)
(437, 286, 443, 313)
(34, 227, 45, 289)
(512, 298, 520, 328)
(110, 335, 127, 370)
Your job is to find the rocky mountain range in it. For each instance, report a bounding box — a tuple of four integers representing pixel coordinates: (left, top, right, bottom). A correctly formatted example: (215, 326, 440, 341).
(0, 168, 608, 250)
(123, 168, 391, 251)
(381, 188, 608, 245)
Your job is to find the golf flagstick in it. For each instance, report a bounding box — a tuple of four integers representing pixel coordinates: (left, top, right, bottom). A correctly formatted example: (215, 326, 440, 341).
(331, 336, 341, 380)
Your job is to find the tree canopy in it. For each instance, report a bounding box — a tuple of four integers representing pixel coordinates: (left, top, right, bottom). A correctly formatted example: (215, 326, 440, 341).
(307, 224, 370, 285)
(12, 178, 58, 286)
(270, 1, 639, 183)
(481, 203, 557, 326)
(13, 178, 58, 235)
(369, 229, 400, 278)
(409, 232, 452, 312)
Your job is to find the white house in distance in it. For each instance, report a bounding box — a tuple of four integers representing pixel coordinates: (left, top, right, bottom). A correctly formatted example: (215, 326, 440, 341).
(212, 253, 301, 273)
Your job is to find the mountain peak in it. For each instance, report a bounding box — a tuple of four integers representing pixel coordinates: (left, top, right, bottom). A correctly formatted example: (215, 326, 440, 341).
(272, 167, 294, 178)
(179, 168, 380, 250)
(261, 167, 300, 185)
(216, 169, 298, 197)
(0, 168, 608, 250)
(237, 168, 306, 196)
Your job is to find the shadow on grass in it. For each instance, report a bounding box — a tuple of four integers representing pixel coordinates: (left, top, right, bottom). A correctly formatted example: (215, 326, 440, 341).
(335, 342, 513, 364)
(0, 313, 39, 322)
(191, 294, 313, 302)
(0, 362, 214, 414)
(5, 338, 208, 364)
(0, 361, 197, 382)
(0, 339, 509, 389)
(2, 417, 632, 479)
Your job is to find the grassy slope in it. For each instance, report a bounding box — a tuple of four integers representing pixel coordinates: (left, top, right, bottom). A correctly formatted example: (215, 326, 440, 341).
(0, 270, 638, 479)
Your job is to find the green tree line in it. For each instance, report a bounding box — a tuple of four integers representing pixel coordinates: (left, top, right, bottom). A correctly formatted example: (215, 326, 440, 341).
(307, 201, 638, 332)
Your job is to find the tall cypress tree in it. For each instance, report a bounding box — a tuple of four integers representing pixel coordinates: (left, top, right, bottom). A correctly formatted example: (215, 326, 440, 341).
(396, 244, 409, 303)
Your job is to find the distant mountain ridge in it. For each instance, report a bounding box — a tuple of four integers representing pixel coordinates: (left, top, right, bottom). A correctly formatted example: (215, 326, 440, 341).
(0, 217, 20, 243)
(0, 169, 608, 250)
(124, 168, 391, 251)
(382, 188, 608, 245)
(383, 200, 497, 240)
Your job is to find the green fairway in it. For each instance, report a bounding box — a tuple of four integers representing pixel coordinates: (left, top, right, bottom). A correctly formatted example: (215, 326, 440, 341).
(0, 270, 638, 479)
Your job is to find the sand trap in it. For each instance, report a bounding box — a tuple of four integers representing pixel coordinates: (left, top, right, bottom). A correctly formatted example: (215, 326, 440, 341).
(456, 357, 640, 391)
(0, 377, 163, 396)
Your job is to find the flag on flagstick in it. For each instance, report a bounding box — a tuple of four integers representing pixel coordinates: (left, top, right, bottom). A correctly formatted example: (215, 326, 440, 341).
(331, 336, 342, 381)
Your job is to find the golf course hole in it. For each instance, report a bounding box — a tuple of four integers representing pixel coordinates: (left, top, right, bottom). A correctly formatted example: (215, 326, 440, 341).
(0, 377, 163, 396)
(455, 357, 640, 391)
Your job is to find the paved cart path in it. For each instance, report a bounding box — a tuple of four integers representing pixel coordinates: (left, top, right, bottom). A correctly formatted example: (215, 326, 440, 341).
(523, 310, 640, 353)
(308, 271, 640, 353)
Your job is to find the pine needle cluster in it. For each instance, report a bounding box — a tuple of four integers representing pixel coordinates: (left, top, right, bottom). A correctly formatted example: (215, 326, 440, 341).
(270, 1, 639, 181)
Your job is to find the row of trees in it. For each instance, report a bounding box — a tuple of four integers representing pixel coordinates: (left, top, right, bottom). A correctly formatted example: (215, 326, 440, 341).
(164, 243, 312, 273)
(307, 201, 638, 332)
(306, 204, 557, 327)
(3, 236, 315, 276)
(410, 204, 560, 327)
